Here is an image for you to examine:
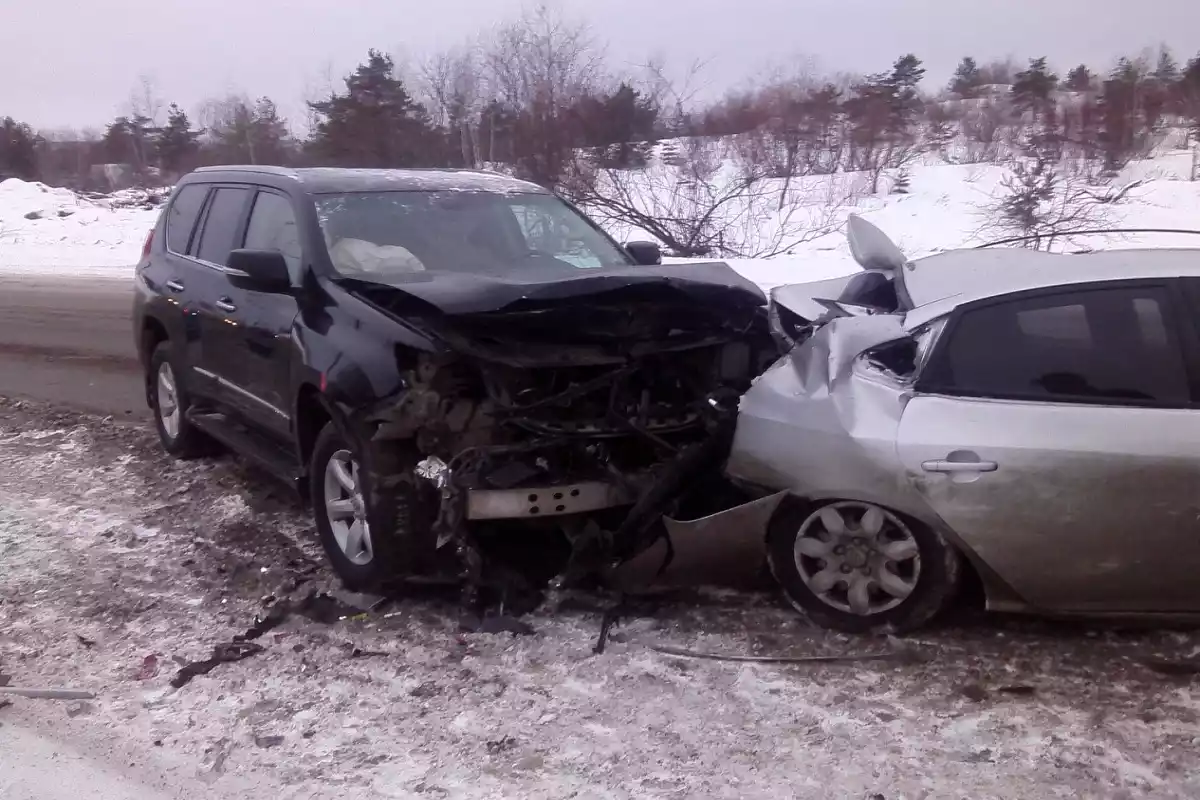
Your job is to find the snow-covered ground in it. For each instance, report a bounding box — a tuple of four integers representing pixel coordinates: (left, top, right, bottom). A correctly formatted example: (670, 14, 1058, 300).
(5, 148, 1198, 291)
(6, 398, 1200, 798)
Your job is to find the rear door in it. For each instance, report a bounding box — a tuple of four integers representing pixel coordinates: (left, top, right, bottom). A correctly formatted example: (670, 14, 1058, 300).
(149, 182, 224, 400)
(896, 280, 1200, 612)
(189, 185, 257, 414)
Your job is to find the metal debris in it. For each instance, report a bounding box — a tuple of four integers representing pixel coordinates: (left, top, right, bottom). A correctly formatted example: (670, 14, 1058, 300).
(0, 687, 97, 700)
(170, 642, 265, 689)
(415, 456, 451, 490)
(650, 644, 921, 665)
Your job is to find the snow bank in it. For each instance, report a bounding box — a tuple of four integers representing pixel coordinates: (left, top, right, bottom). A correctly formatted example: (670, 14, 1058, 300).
(2, 150, 1199, 286)
(0, 178, 159, 273)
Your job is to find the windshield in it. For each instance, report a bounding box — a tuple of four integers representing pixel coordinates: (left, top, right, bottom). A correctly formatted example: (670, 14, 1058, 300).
(313, 190, 634, 279)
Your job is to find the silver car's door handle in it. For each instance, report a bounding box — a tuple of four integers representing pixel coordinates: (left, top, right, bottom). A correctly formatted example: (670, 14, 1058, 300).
(165, 280, 185, 293)
(215, 298, 237, 313)
(922, 459, 998, 473)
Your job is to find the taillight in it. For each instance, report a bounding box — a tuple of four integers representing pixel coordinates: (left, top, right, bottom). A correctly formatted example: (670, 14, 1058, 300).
(141, 229, 154, 259)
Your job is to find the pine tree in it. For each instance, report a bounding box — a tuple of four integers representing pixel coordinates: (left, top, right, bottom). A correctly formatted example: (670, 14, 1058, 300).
(154, 103, 200, 174)
(1153, 47, 1180, 84)
(878, 54, 925, 137)
(0, 117, 39, 180)
(1181, 54, 1200, 142)
(1065, 65, 1094, 93)
(103, 115, 155, 172)
(1012, 57, 1059, 116)
(949, 56, 984, 99)
(308, 50, 448, 168)
(576, 83, 659, 168)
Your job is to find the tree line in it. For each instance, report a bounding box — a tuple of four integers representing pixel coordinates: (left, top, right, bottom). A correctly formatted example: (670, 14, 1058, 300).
(3, 5, 1198, 195)
(2, 7, 1199, 257)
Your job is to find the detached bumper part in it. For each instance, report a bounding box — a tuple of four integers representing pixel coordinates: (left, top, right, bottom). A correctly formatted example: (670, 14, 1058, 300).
(465, 482, 633, 520)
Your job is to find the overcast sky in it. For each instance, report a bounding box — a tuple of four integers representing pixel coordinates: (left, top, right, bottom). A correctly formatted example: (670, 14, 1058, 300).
(3, 0, 1199, 132)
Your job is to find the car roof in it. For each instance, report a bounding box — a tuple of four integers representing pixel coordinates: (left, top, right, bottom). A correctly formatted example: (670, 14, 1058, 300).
(188, 165, 549, 195)
(904, 246, 1200, 329)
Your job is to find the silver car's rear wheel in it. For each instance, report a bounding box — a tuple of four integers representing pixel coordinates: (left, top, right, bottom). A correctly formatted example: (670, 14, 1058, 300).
(767, 499, 961, 633)
(793, 501, 920, 616)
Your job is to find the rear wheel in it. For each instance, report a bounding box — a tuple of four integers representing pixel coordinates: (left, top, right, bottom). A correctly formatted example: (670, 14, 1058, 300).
(767, 499, 960, 633)
(310, 422, 434, 591)
(147, 342, 214, 459)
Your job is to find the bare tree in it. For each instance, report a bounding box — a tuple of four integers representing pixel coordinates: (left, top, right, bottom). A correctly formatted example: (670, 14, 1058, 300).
(420, 46, 484, 166)
(480, 3, 607, 184)
(565, 137, 851, 259)
(960, 100, 1016, 164)
(127, 73, 164, 126)
(976, 144, 1143, 250)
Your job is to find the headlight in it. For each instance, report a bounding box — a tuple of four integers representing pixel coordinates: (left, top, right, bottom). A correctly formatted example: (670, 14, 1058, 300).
(767, 301, 810, 353)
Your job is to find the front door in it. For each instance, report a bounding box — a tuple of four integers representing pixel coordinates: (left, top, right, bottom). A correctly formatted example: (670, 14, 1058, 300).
(898, 281, 1200, 612)
(226, 189, 303, 437)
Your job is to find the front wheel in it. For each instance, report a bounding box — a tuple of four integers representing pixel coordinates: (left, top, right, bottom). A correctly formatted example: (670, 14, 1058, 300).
(309, 422, 434, 591)
(767, 499, 961, 634)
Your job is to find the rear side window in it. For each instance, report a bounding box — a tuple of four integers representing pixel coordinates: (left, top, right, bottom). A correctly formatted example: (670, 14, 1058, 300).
(195, 187, 250, 267)
(165, 184, 207, 254)
(922, 285, 1190, 405)
(244, 191, 303, 282)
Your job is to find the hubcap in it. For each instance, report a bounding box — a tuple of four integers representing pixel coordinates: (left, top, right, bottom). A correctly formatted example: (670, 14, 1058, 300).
(793, 501, 921, 616)
(156, 362, 181, 440)
(324, 449, 373, 566)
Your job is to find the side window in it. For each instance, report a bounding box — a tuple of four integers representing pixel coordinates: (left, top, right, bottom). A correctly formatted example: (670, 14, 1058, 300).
(244, 191, 303, 282)
(923, 285, 1190, 405)
(195, 187, 250, 267)
(165, 184, 208, 254)
(508, 202, 602, 269)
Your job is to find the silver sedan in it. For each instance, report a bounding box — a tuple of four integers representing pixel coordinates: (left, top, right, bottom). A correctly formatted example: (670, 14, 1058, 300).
(723, 217, 1200, 632)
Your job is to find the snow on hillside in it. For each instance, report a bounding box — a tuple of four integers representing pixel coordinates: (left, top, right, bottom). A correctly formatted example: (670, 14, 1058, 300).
(2, 148, 1199, 290)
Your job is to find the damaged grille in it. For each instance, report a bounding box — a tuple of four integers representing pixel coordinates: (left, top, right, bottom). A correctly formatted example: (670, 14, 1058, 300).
(483, 350, 723, 438)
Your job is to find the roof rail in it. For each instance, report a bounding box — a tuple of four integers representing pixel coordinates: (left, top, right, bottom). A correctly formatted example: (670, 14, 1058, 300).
(976, 228, 1200, 249)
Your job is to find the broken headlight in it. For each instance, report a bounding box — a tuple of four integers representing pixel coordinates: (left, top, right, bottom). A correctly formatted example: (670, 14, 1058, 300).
(767, 300, 811, 353)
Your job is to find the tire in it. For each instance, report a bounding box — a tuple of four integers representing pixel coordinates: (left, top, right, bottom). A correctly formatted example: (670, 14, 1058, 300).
(309, 421, 435, 591)
(147, 342, 215, 459)
(767, 499, 961, 634)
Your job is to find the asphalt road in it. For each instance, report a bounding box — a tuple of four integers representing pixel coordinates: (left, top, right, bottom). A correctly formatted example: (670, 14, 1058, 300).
(0, 274, 147, 419)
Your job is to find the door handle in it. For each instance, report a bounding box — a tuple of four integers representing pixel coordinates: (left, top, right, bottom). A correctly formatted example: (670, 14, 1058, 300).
(922, 459, 998, 473)
(165, 280, 185, 293)
(215, 298, 237, 313)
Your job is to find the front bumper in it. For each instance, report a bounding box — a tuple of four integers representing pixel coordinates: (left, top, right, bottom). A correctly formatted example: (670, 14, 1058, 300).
(465, 481, 634, 520)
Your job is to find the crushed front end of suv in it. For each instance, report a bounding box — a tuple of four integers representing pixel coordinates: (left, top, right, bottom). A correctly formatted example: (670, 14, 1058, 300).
(133, 167, 776, 609)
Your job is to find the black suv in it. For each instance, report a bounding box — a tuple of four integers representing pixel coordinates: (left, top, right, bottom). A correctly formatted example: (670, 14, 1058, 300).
(133, 166, 771, 599)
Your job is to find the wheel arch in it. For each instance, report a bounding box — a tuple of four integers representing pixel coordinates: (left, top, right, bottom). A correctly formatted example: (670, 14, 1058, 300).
(140, 315, 170, 367)
(293, 382, 335, 479)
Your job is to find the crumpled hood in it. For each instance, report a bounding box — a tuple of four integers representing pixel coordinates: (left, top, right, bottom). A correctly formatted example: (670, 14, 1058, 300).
(336, 261, 767, 315)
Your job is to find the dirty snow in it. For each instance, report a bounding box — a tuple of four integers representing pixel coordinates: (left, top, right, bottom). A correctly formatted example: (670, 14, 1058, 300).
(5, 400, 1200, 798)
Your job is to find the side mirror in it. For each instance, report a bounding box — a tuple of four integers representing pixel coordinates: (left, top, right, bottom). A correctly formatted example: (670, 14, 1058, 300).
(227, 249, 292, 293)
(626, 240, 662, 266)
